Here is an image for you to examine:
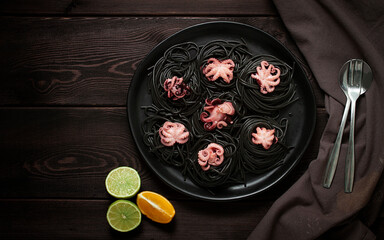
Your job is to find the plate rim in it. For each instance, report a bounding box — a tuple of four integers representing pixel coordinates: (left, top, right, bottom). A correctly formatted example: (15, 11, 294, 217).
(127, 20, 317, 201)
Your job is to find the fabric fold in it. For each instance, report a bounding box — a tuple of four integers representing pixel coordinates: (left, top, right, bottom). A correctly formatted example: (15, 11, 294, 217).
(248, 0, 384, 239)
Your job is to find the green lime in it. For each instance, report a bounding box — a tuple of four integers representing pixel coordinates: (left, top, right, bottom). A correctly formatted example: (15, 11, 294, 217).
(105, 166, 141, 199)
(107, 200, 142, 232)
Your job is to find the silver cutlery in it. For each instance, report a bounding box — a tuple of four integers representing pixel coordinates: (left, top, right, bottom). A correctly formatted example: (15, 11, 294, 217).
(323, 61, 352, 188)
(323, 59, 373, 192)
(344, 59, 373, 192)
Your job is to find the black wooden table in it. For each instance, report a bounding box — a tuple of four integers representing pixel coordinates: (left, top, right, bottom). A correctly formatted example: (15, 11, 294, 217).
(0, 1, 333, 239)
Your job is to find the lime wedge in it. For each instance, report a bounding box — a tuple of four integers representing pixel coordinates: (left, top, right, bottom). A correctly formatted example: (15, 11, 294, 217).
(105, 166, 141, 199)
(107, 200, 141, 232)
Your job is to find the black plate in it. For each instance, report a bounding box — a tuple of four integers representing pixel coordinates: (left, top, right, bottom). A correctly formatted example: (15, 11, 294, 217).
(127, 21, 316, 201)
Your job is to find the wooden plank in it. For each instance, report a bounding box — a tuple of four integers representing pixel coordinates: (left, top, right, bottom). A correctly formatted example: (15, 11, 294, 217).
(0, 0, 276, 16)
(0, 199, 271, 239)
(0, 16, 324, 107)
(1, 199, 383, 239)
(0, 107, 327, 200)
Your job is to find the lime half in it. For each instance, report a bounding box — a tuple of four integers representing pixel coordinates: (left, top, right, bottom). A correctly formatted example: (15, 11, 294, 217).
(107, 200, 141, 232)
(105, 166, 141, 199)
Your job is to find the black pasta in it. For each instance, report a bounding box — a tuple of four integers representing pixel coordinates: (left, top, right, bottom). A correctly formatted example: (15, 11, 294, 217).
(148, 42, 203, 116)
(190, 91, 242, 137)
(142, 39, 295, 189)
(142, 105, 193, 176)
(185, 131, 241, 188)
(237, 55, 297, 116)
(235, 116, 289, 174)
(197, 40, 252, 91)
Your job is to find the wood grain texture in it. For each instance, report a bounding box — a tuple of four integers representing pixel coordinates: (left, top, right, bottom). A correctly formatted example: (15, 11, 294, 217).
(0, 108, 327, 199)
(0, 107, 326, 200)
(0, 199, 271, 239)
(0, 0, 276, 16)
(0, 16, 324, 107)
(2, 0, 383, 238)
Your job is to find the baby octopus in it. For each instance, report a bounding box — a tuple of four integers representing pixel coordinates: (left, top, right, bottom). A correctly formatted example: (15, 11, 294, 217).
(251, 127, 278, 150)
(202, 58, 235, 83)
(198, 143, 225, 171)
(159, 121, 189, 147)
(163, 76, 190, 100)
(251, 61, 281, 94)
(200, 98, 235, 131)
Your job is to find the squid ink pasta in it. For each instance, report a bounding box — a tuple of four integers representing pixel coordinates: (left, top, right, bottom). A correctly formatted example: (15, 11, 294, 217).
(237, 55, 297, 116)
(142, 39, 297, 189)
(185, 131, 240, 188)
(197, 40, 252, 91)
(190, 91, 243, 138)
(142, 105, 193, 176)
(236, 116, 289, 174)
(149, 42, 203, 116)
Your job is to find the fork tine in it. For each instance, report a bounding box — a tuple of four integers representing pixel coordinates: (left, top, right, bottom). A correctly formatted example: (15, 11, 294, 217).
(348, 60, 355, 86)
(355, 60, 363, 90)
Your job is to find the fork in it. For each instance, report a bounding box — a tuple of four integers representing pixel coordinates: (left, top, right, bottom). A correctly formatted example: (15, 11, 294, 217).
(344, 60, 363, 193)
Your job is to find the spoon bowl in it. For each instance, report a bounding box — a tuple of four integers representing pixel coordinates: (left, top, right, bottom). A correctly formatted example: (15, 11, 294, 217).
(340, 59, 373, 96)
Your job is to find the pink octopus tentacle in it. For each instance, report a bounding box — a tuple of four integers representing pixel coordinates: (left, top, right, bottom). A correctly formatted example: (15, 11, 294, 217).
(251, 61, 281, 94)
(204, 122, 217, 131)
(200, 112, 210, 121)
(163, 76, 190, 100)
(159, 121, 190, 147)
(161, 138, 176, 147)
(198, 149, 210, 170)
(202, 58, 235, 83)
(163, 77, 175, 91)
(216, 121, 228, 129)
(197, 143, 225, 171)
(159, 130, 173, 138)
(251, 127, 278, 150)
(212, 154, 224, 166)
(200, 98, 235, 131)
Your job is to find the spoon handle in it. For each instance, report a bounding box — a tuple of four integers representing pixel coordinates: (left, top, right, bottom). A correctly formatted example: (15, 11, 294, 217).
(345, 99, 356, 193)
(323, 98, 351, 188)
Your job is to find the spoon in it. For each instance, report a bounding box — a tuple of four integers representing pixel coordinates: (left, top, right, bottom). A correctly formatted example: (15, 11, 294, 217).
(323, 61, 352, 188)
(323, 59, 372, 189)
(344, 59, 373, 193)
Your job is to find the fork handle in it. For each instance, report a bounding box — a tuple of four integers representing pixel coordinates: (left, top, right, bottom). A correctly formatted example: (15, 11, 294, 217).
(323, 98, 351, 188)
(345, 99, 356, 193)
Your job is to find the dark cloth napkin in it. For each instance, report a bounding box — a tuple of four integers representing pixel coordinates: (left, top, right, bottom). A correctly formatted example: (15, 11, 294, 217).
(248, 0, 384, 239)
